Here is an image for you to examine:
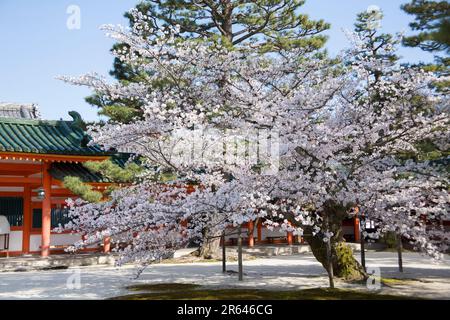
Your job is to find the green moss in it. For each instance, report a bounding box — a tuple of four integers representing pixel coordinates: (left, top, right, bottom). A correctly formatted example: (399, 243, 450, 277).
(111, 286, 415, 300)
(334, 242, 364, 280)
(381, 277, 431, 286)
(126, 283, 201, 292)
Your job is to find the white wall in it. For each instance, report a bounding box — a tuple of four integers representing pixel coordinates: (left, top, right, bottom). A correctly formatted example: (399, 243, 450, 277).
(2, 230, 22, 251)
(29, 233, 85, 252)
(224, 227, 248, 241)
(30, 234, 41, 252)
(261, 226, 286, 238)
(224, 225, 287, 241)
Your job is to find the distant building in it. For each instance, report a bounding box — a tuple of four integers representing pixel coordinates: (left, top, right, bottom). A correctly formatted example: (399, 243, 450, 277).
(0, 102, 41, 119)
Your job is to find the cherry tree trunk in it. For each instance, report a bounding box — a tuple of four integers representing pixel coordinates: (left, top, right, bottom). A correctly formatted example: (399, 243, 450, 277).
(198, 228, 222, 259)
(222, 232, 227, 272)
(237, 225, 243, 281)
(396, 232, 403, 272)
(303, 233, 366, 280)
(301, 205, 367, 281)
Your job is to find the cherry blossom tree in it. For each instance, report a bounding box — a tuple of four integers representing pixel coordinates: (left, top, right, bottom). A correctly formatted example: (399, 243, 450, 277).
(59, 9, 449, 280)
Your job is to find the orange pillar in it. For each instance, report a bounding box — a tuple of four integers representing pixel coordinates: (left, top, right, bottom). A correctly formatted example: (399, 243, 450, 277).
(22, 185, 31, 254)
(354, 217, 360, 242)
(103, 237, 111, 253)
(287, 231, 293, 245)
(41, 163, 52, 257)
(286, 221, 294, 245)
(248, 220, 255, 247)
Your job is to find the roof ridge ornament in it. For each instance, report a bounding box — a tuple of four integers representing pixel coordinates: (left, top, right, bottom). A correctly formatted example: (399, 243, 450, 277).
(68, 111, 90, 148)
(68, 111, 86, 129)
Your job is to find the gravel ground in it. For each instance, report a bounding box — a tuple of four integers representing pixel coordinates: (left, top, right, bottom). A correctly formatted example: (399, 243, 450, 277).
(0, 251, 449, 300)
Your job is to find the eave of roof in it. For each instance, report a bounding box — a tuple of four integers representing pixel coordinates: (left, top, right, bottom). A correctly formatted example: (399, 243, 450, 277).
(0, 116, 112, 157)
(50, 162, 109, 183)
(49, 153, 134, 183)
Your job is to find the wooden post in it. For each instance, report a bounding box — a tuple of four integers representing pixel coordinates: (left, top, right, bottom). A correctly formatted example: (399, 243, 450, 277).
(221, 232, 226, 273)
(248, 220, 254, 247)
(41, 162, 52, 258)
(326, 237, 334, 289)
(5, 234, 9, 258)
(22, 185, 31, 254)
(359, 213, 366, 272)
(360, 231, 366, 272)
(324, 215, 334, 289)
(397, 232, 403, 272)
(238, 225, 243, 281)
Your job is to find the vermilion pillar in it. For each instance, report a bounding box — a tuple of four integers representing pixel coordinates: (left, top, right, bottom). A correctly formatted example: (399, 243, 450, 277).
(248, 220, 255, 247)
(41, 162, 52, 257)
(354, 217, 360, 242)
(287, 231, 293, 245)
(286, 220, 294, 245)
(22, 185, 31, 254)
(103, 237, 111, 253)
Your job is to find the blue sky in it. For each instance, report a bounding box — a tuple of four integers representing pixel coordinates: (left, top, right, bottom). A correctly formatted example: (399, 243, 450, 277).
(0, 0, 435, 121)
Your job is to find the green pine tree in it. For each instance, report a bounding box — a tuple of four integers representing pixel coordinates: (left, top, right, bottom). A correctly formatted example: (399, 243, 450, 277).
(353, 9, 400, 82)
(401, 0, 450, 91)
(87, 0, 330, 122)
(353, 9, 447, 162)
(402, 0, 449, 53)
(401, 0, 450, 161)
(63, 157, 142, 203)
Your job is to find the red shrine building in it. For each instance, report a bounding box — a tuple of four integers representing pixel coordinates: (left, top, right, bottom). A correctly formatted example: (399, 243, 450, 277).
(0, 103, 362, 258)
(0, 103, 120, 257)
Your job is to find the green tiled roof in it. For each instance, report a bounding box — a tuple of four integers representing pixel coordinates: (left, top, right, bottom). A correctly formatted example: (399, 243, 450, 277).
(0, 114, 110, 156)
